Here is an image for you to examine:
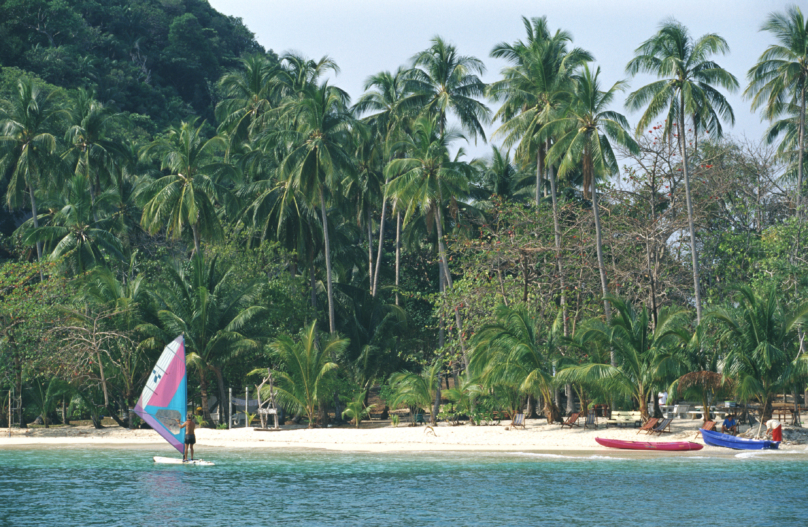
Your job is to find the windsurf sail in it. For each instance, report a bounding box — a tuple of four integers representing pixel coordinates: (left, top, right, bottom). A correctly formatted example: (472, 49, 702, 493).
(134, 336, 187, 453)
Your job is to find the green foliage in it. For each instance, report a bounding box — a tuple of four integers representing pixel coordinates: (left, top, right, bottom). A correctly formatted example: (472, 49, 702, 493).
(266, 321, 345, 427)
(341, 390, 375, 427)
(0, 0, 265, 125)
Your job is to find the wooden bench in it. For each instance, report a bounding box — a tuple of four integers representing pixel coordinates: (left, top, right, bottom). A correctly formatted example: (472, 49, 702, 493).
(606, 411, 642, 427)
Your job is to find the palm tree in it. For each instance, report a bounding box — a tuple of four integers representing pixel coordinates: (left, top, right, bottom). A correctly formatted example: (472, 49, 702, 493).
(216, 54, 281, 141)
(63, 89, 125, 221)
(471, 305, 561, 423)
(470, 146, 533, 205)
(711, 286, 808, 422)
(746, 6, 808, 217)
(141, 254, 270, 426)
(489, 16, 592, 205)
(387, 115, 471, 291)
(276, 53, 340, 97)
(278, 81, 356, 334)
(388, 360, 442, 425)
(0, 77, 68, 264)
(543, 65, 639, 323)
(341, 390, 375, 427)
(266, 321, 345, 428)
(408, 36, 490, 139)
(490, 19, 592, 335)
(21, 175, 125, 275)
(557, 297, 687, 420)
(354, 67, 416, 297)
(26, 377, 68, 428)
(136, 119, 231, 257)
(625, 19, 739, 323)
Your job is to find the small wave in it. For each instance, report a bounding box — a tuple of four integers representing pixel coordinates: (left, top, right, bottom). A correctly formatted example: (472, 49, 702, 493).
(509, 452, 623, 461)
(735, 449, 806, 458)
(509, 452, 576, 459)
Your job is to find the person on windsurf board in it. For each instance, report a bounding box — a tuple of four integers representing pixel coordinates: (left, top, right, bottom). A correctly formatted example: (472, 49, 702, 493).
(179, 413, 196, 461)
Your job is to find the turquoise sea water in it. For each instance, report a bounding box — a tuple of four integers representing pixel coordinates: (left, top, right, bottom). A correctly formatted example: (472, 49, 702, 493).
(1, 447, 808, 526)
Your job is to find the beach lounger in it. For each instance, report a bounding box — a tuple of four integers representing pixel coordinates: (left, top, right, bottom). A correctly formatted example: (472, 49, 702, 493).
(560, 412, 580, 428)
(651, 418, 673, 435)
(584, 410, 598, 429)
(694, 420, 716, 439)
(511, 413, 526, 429)
(637, 417, 659, 435)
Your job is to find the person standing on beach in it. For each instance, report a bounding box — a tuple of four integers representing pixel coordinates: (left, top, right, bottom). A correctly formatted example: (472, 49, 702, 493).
(765, 419, 782, 442)
(179, 413, 196, 461)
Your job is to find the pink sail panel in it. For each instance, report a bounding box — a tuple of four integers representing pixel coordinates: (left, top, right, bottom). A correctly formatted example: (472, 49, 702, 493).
(134, 336, 187, 454)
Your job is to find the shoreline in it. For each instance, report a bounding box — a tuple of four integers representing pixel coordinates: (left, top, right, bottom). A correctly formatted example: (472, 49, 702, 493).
(2, 418, 804, 456)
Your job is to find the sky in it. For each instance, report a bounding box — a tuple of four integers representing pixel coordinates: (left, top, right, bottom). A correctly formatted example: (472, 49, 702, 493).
(209, 0, 794, 160)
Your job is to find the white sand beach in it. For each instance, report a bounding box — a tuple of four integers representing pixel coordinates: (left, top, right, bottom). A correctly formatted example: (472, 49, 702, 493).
(3, 419, 803, 454)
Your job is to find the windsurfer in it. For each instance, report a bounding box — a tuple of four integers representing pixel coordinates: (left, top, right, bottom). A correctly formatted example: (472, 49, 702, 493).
(179, 413, 196, 461)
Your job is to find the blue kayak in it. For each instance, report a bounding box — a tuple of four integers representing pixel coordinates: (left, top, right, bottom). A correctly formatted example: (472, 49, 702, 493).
(700, 429, 780, 450)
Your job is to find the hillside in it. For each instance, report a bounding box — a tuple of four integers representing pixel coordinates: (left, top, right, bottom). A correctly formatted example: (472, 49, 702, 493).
(0, 0, 266, 128)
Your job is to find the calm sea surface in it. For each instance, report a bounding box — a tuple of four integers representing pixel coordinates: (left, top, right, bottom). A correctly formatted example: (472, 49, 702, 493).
(1, 446, 807, 526)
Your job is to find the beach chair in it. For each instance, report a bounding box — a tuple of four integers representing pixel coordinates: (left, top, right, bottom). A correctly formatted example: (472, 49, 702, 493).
(694, 420, 716, 439)
(511, 413, 526, 430)
(637, 417, 659, 435)
(583, 410, 598, 429)
(560, 412, 580, 428)
(651, 418, 673, 435)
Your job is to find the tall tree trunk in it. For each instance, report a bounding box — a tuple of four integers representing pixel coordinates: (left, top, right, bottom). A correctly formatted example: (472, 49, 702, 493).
(372, 182, 390, 297)
(679, 92, 703, 324)
(395, 211, 401, 306)
(366, 208, 374, 293)
(536, 146, 543, 208)
(590, 160, 611, 323)
(95, 348, 124, 427)
(319, 188, 336, 334)
(435, 206, 452, 288)
(547, 141, 568, 336)
(435, 204, 470, 376)
(212, 365, 228, 427)
(589, 153, 613, 366)
(199, 368, 213, 425)
(432, 375, 441, 426)
(85, 148, 99, 223)
(798, 85, 806, 219)
(565, 384, 575, 414)
(191, 221, 202, 259)
(308, 244, 317, 309)
(28, 185, 43, 270)
(61, 397, 69, 425)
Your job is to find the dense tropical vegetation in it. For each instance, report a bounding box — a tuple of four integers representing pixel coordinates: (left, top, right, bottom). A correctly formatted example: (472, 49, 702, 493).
(3, 1, 808, 430)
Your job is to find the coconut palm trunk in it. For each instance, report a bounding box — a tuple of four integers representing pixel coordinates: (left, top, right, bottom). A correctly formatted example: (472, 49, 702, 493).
(191, 222, 202, 258)
(678, 91, 703, 324)
(198, 368, 213, 425)
(588, 153, 611, 323)
(536, 147, 543, 207)
(798, 86, 806, 218)
(319, 187, 336, 334)
(395, 211, 401, 306)
(547, 140, 568, 336)
(366, 208, 374, 292)
(28, 185, 43, 263)
(372, 182, 389, 297)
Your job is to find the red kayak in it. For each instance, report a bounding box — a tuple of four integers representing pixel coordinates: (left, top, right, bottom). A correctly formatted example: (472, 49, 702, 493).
(595, 437, 703, 451)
